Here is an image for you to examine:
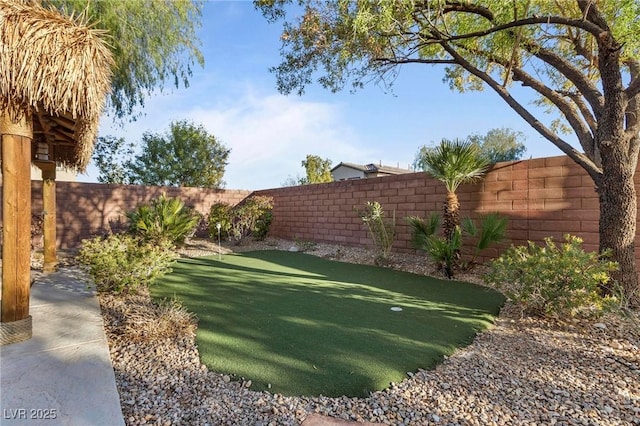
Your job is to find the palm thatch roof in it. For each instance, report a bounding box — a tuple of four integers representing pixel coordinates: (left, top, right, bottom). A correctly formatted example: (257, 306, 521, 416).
(0, 0, 113, 171)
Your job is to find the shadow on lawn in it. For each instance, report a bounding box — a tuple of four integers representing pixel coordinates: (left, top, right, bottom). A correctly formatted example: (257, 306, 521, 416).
(152, 251, 505, 398)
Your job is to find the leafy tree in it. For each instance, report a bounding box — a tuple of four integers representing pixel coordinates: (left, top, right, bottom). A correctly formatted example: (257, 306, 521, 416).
(92, 136, 135, 184)
(300, 154, 333, 184)
(469, 128, 527, 163)
(44, 0, 204, 119)
(420, 139, 489, 242)
(129, 120, 230, 188)
(256, 0, 640, 307)
(415, 128, 527, 169)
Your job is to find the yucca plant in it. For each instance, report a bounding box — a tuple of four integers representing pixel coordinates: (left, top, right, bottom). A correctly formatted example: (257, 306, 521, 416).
(127, 194, 200, 246)
(356, 201, 396, 264)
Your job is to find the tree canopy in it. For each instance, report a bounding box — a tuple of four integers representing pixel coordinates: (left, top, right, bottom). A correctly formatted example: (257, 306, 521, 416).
(300, 154, 333, 184)
(44, 0, 204, 119)
(415, 127, 527, 169)
(468, 128, 527, 163)
(256, 0, 640, 178)
(129, 120, 230, 189)
(256, 0, 640, 306)
(92, 135, 135, 184)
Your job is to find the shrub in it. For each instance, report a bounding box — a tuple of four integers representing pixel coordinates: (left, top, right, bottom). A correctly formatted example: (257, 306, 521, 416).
(208, 201, 233, 239)
(355, 201, 396, 264)
(252, 210, 273, 241)
(126, 194, 199, 246)
(77, 234, 177, 294)
(407, 212, 507, 278)
(229, 196, 274, 244)
(484, 234, 619, 317)
(121, 297, 197, 342)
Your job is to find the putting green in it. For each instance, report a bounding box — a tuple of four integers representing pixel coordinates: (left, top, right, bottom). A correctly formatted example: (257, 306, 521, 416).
(151, 250, 504, 397)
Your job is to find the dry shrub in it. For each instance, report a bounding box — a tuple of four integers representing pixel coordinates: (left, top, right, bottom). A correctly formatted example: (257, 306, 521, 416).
(103, 291, 197, 343)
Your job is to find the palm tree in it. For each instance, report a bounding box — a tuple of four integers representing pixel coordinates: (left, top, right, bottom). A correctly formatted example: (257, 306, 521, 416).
(420, 138, 490, 241)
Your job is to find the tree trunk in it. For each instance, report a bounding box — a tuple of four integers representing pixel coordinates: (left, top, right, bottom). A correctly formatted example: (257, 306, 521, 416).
(598, 156, 640, 308)
(443, 191, 460, 241)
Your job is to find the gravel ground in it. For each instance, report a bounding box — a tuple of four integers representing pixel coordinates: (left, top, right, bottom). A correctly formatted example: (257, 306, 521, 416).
(98, 238, 640, 425)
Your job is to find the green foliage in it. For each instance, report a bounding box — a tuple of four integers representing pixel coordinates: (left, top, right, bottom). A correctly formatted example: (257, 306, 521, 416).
(92, 136, 135, 184)
(45, 0, 204, 120)
(484, 235, 619, 317)
(252, 211, 273, 241)
(126, 194, 200, 246)
(300, 154, 333, 184)
(407, 213, 507, 278)
(468, 128, 527, 163)
(407, 212, 440, 250)
(128, 120, 230, 188)
(426, 227, 463, 279)
(417, 138, 490, 193)
(207, 197, 274, 242)
(355, 201, 396, 264)
(77, 234, 177, 294)
(418, 138, 490, 243)
(415, 128, 527, 168)
(208, 202, 233, 239)
(461, 213, 509, 264)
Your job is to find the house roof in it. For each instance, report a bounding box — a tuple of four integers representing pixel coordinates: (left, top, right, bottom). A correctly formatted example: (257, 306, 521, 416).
(331, 162, 413, 175)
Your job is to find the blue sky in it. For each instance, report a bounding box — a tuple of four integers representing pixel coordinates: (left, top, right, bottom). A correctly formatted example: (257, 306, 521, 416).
(86, 1, 573, 190)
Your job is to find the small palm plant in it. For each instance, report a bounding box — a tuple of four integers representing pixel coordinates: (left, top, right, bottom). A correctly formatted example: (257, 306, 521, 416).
(407, 213, 507, 278)
(127, 194, 200, 246)
(419, 139, 490, 241)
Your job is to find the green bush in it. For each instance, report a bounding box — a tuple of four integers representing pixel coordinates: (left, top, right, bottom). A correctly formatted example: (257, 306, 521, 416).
(77, 234, 177, 294)
(407, 212, 507, 278)
(484, 234, 619, 317)
(355, 201, 396, 264)
(229, 196, 274, 244)
(208, 201, 233, 239)
(126, 194, 199, 246)
(208, 197, 274, 243)
(252, 210, 273, 241)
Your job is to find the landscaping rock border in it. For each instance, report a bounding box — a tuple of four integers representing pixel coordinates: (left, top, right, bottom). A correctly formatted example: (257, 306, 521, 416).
(100, 238, 640, 425)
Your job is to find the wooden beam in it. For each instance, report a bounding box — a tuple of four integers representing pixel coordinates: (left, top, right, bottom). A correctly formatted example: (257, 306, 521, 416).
(1, 111, 32, 325)
(38, 162, 57, 273)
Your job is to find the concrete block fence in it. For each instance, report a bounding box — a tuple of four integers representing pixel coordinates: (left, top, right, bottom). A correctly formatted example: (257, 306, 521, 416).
(1, 155, 638, 264)
(255, 155, 640, 264)
(0, 181, 250, 249)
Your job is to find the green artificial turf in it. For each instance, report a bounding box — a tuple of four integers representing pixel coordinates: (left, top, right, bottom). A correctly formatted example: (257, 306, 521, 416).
(151, 250, 505, 397)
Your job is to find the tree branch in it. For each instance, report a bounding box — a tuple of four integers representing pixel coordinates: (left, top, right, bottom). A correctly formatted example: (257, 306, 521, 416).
(438, 39, 602, 180)
(433, 16, 605, 44)
(441, 1, 495, 23)
(374, 58, 458, 65)
(558, 90, 598, 135)
(522, 41, 604, 116)
(511, 68, 597, 163)
(626, 60, 640, 99)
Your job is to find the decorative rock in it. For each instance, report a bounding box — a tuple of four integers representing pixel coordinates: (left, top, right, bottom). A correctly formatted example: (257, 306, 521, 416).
(288, 246, 300, 252)
(100, 238, 640, 426)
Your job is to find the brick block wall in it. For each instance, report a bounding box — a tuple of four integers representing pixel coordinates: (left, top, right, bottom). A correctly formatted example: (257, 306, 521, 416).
(2, 155, 638, 265)
(0, 181, 250, 249)
(255, 155, 639, 264)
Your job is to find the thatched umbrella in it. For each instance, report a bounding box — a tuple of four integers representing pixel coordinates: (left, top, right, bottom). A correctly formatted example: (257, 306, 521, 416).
(0, 0, 113, 345)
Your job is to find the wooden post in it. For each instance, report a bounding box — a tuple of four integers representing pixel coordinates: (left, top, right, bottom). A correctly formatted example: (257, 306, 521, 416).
(1, 110, 33, 345)
(37, 162, 57, 273)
